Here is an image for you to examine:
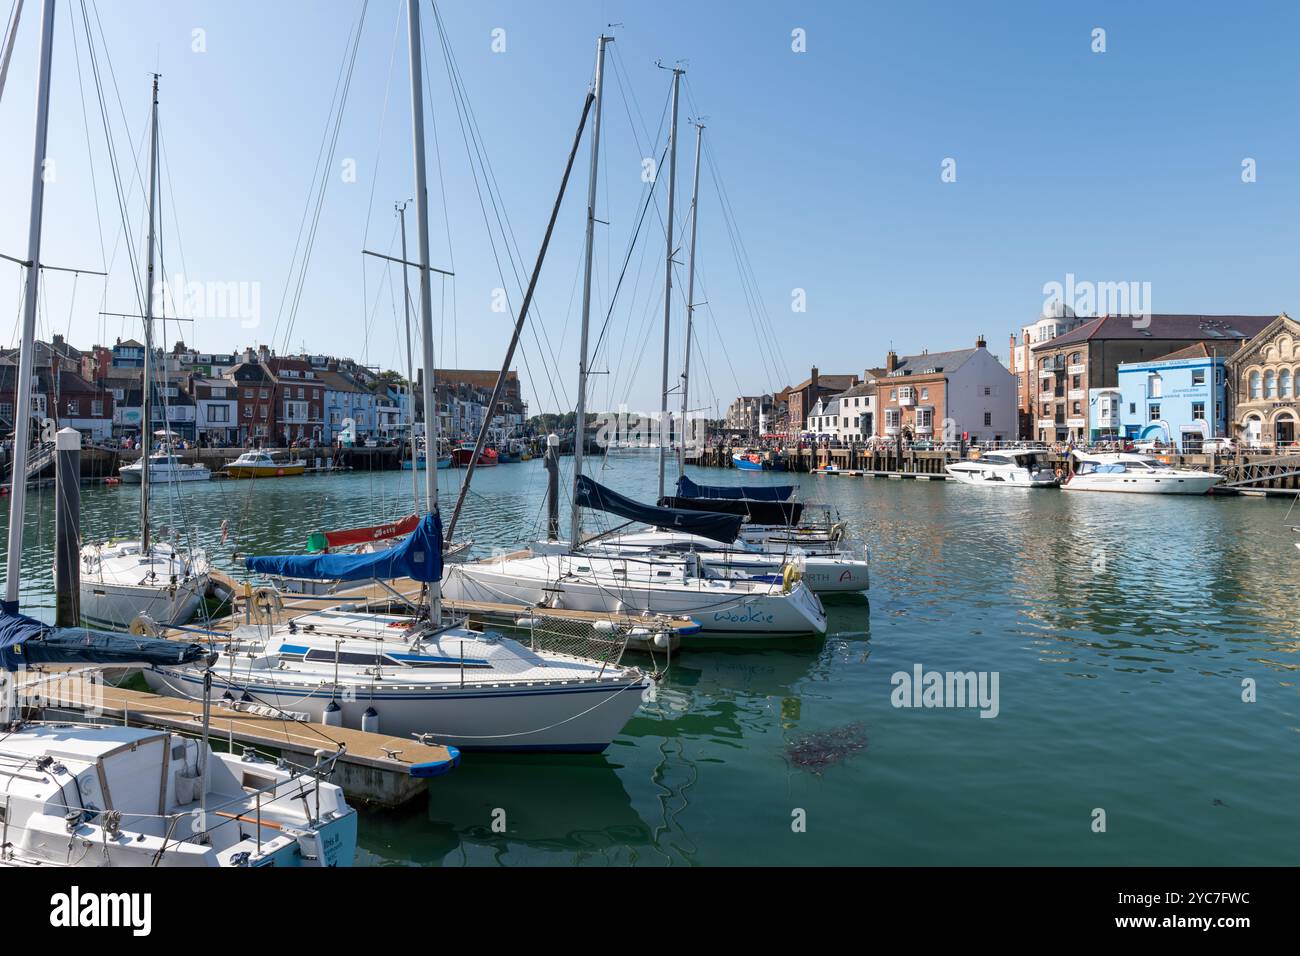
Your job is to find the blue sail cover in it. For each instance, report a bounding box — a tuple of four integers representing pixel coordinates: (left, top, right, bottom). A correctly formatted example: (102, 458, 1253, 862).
(575, 475, 742, 543)
(677, 475, 795, 502)
(0, 608, 209, 671)
(245, 512, 444, 583)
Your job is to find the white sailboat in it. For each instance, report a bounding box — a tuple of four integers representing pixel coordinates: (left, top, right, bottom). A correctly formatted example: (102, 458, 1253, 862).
(444, 43, 828, 639)
(1, 3, 356, 868)
(77, 75, 211, 629)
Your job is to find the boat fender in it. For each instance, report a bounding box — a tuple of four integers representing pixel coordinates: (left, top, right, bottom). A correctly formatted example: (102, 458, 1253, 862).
(782, 564, 803, 592)
(322, 700, 343, 727)
(361, 706, 380, 734)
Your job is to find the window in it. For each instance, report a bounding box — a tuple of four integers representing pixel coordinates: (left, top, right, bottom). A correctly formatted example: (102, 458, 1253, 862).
(1149, 403, 1161, 421)
(1072, 401, 1081, 415)
(1191, 368, 1206, 385)
(259, 389, 269, 399)
(244, 406, 253, 418)
(259, 406, 268, 419)
(92, 400, 103, 416)
(1071, 375, 1081, 389)
(1192, 401, 1205, 420)
(1129, 402, 1136, 414)
(313, 389, 321, 400)
(983, 412, 992, 426)
(1069, 352, 1081, 366)
(1281, 369, 1293, 399)
(983, 386, 991, 396)
(1148, 373, 1163, 398)
(67, 399, 79, 415)
(1249, 371, 1261, 399)
(1265, 370, 1277, 398)
(209, 406, 230, 423)
(1041, 404, 1049, 416)
(889, 389, 896, 400)
(297, 387, 305, 399)
(244, 388, 253, 399)
(920, 388, 928, 400)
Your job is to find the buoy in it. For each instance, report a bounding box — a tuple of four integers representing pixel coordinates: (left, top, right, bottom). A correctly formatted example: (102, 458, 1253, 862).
(653, 633, 670, 649)
(322, 700, 343, 727)
(360, 706, 380, 734)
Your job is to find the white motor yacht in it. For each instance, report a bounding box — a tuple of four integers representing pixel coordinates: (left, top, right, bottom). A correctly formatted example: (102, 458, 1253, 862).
(945, 448, 1060, 487)
(1062, 451, 1223, 495)
(119, 451, 211, 483)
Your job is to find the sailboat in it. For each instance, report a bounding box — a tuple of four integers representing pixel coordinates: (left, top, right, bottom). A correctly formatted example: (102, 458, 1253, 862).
(443, 47, 827, 638)
(144, 1, 650, 753)
(1, 2, 356, 867)
(77, 75, 212, 629)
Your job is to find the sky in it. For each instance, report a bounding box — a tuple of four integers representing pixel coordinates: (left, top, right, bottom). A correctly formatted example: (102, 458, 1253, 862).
(2, 0, 1298, 419)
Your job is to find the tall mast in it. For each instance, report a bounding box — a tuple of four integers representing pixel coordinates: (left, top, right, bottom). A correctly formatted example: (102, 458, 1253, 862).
(678, 121, 703, 475)
(3, 0, 55, 610)
(407, 0, 438, 518)
(397, 200, 420, 511)
(569, 34, 609, 546)
(140, 74, 160, 553)
(0, 0, 24, 108)
(657, 67, 683, 499)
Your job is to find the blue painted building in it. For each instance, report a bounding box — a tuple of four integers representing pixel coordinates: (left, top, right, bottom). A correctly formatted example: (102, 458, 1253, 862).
(1098, 343, 1229, 450)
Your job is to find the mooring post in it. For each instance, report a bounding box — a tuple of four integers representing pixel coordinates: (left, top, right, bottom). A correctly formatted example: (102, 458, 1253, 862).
(544, 432, 560, 540)
(54, 427, 81, 627)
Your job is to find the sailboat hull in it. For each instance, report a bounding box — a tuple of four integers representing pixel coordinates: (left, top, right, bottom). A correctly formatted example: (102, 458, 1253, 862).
(78, 576, 207, 630)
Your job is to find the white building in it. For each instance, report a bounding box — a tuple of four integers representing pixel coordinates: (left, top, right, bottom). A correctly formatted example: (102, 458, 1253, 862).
(805, 380, 875, 442)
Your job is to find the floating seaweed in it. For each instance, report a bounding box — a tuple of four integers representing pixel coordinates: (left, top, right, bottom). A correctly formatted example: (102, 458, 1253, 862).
(786, 722, 868, 774)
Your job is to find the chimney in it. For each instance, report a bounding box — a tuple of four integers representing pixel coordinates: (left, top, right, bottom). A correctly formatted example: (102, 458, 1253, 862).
(810, 366, 819, 393)
(885, 350, 898, 373)
(976, 334, 987, 349)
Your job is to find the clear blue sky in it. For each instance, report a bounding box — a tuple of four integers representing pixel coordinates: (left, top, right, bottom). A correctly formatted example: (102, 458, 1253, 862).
(2, 0, 1297, 417)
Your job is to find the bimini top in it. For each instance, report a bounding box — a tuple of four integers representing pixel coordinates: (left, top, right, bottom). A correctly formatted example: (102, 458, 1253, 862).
(0, 606, 209, 671)
(676, 474, 795, 502)
(576, 475, 742, 543)
(246, 512, 444, 583)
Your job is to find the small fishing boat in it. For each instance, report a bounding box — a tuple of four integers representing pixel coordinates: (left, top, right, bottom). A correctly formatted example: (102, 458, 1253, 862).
(451, 442, 498, 467)
(733, 449, 780, 471)
(119, 450, 210, 483)
(224, 450, 307, 479)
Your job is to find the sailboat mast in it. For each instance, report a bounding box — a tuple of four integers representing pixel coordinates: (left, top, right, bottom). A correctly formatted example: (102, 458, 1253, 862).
(569, 34, 609, 546)
(140, 74, 160, 553)
(657, 67, 683, 499)
(678, 121, 703, 475)
(397, 200, 420, 510)
(0, 0, 25, 108)
(407, 0, 438, 518)
(3, 0, 54, 609)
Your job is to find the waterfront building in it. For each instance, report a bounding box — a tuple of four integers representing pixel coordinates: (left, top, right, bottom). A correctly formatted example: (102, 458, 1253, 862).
(226, 360, 278, 444)
(1030, 314, 1272, 444)
(874, 337, 1015, 444)
(782, 368, 860, 440)
(193, 377, 239, 445)
(265, 356, 326, 444)
(1008, 301, 1088, 438)
(805, 376, 877, 442)
(1225, 312, 1300, 448)
(726, 394, 777, 439)
(1110, 344, 1230, 450)
(317, 367, 377, 442)
(110, 337, 146, 369)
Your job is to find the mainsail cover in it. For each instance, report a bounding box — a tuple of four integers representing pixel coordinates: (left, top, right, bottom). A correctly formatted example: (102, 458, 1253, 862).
(575, 475, 742, 543)
(0, 608, 209, 671)
(659, 495, 804, 526)
(307, 514, 420, 553)
(677, 475, 795, 502)
(247, 512, 444, 583)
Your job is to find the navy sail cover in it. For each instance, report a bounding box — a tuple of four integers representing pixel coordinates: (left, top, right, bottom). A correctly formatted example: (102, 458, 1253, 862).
(245, 511, 444, 583)
(0, 608, 209, 671)
(676, 475, 795, 502)
(575, 475, 742, 543)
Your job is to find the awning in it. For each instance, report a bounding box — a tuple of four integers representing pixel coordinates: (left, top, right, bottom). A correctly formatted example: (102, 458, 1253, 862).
(575, 475, 742, 543)
(247, 512, 444, 583)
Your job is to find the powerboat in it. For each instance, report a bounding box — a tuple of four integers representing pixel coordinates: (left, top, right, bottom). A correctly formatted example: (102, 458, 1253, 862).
(945, 448, 1060, 487)
(1062, 451, 1223, 495)
(224, 451, 307, 479)
(119, 451, 211, 483)
(451, 442, 498, 467)
(144, 607, 650, 753)
(77, 538, 211, 628)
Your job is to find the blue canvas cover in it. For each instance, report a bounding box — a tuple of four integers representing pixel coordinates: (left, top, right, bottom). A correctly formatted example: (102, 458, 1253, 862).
(575, 475, 742, 543)
(677, 474, 795, 502)
(245, 512, 444, 583)
(0, 607, 210, 671)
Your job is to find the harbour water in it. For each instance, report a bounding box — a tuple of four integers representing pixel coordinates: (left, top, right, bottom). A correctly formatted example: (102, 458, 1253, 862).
(6, 458, 1299, 865)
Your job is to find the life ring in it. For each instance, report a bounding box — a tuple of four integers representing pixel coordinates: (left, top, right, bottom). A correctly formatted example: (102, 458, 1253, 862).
(782, 564, 803, 592)
(251, 586, 284, 619)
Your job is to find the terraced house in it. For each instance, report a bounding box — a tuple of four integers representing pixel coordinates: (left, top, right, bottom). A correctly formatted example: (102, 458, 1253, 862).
(874, 338, 1015, 444)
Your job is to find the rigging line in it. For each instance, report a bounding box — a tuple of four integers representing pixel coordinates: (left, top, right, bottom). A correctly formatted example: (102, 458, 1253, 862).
(66, 1, 108, 278)
(271, 0, 368, 352)
(428, 6, 572, 416)
(78, 0, 146, 319)
(427, 7, 569, 419)
(425, 4, 459, 371)
(279, 0, 370, 356)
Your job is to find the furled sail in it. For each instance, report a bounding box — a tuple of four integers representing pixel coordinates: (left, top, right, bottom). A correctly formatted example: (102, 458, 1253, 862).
(247, 512, 444, 583)
(575, 475, 742, 543)
(658, 494, 804, 526)
(676, 475, 795, 502)
(0, 608, 210, 671)
(307, 514, 421, 553)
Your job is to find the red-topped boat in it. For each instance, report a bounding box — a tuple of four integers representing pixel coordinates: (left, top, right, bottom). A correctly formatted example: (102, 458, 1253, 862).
(451, 442, 498, 467)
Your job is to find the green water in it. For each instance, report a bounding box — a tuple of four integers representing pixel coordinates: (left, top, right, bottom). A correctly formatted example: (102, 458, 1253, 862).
(5, 457, 1299, 865)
